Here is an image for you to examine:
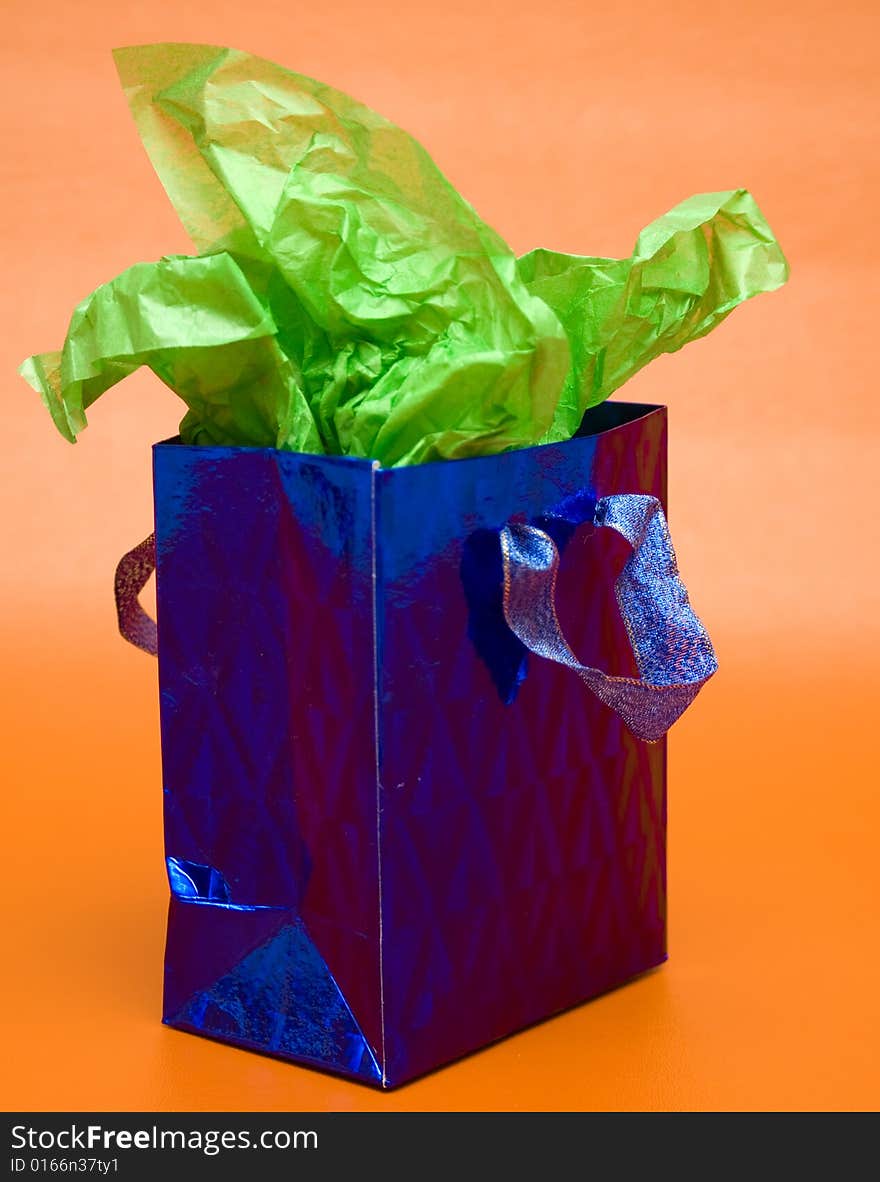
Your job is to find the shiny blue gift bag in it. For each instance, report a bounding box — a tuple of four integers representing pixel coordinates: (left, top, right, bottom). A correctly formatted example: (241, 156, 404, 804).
(115, 400, 715, 1088)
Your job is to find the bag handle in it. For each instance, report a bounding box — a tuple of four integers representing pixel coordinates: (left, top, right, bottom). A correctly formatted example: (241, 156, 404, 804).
(115, 533, 158, 656)
(116, 496, 716, 738)
(500, 494, 717, 741)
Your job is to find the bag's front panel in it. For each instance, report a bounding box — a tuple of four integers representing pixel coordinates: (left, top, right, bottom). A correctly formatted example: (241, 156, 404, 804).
(377, 405, 667, 1085)
(154, 446, 384, 1082)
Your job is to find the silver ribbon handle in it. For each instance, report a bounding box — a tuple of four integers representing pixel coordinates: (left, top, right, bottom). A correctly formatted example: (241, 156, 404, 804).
(500, 494, 717, 741)
(115, 532, 158, 656)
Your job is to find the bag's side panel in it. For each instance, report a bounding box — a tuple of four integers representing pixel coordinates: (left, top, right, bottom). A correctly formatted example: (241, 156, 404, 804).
(154, 445, 383, 1084)
(377, 405, 667, 1086)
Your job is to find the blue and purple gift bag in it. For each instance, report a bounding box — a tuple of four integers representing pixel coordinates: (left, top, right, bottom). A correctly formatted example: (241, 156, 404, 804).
(16, 41, 794, 1095)
(115, 400, 715, 1088)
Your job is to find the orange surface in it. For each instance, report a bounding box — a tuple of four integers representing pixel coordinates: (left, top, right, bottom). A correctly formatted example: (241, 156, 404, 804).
(2, 0, 878, 1112)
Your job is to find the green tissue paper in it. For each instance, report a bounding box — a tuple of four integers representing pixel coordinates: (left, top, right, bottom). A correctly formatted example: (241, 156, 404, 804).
(20, 43, 788, 465)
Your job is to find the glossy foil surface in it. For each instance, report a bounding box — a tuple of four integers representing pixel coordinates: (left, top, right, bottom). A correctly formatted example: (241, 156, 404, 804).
(154, 401, 668, 1087)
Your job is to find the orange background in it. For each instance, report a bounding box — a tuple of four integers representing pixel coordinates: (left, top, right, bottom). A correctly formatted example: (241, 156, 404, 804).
(2, 0, 878, 1112)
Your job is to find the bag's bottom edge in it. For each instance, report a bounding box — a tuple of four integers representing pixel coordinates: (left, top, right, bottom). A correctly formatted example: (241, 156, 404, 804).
(162, 952, 668, 1091)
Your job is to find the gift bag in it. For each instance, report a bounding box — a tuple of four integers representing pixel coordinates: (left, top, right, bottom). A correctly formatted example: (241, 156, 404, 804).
(21, 43, 786, 1089)
(114, 399, 714, 1087)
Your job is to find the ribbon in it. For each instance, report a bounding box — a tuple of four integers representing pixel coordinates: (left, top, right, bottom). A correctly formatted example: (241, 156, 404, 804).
(117, 495, 715, 739)
(500, 495, 717, 741)
(114, 533, 158, 656)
